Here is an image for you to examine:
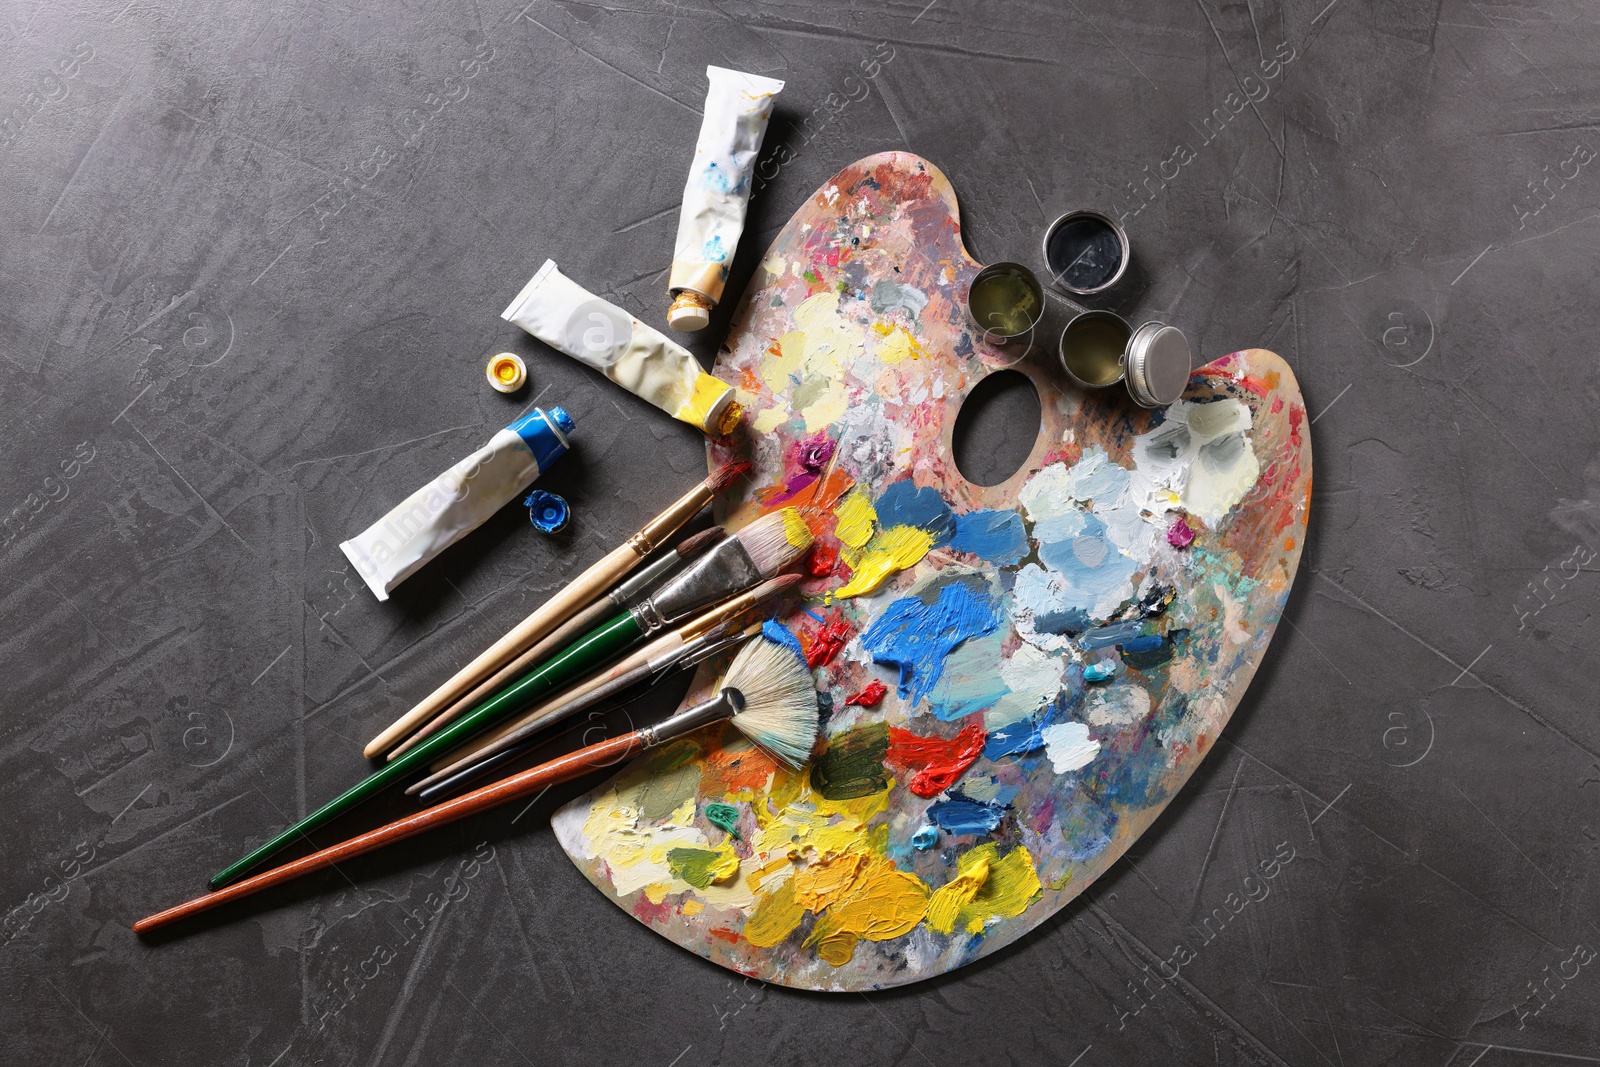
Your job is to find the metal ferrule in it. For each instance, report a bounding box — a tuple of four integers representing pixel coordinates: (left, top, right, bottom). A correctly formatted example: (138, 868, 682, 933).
(609, 547, 687, 607)
(640, 688, 744, 749)
(631, 482, 715, 558)
(631, 538, 760, 634)
(678, 625, 755, 669)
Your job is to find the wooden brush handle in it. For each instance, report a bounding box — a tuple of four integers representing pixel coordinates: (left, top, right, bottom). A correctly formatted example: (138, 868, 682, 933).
(136, 731, 648, 934)
(387, 594, 620, 761)
(363, 541, 642, 758)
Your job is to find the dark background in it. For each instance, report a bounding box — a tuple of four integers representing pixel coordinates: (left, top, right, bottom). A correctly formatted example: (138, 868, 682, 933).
(2, 0, 1597, 1064)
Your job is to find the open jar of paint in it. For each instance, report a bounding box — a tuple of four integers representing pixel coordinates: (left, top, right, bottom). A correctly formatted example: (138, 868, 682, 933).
(1059, 310, 1192, 408)
(1043, 210, 1130, 295)
(965, 261, 1045, 347)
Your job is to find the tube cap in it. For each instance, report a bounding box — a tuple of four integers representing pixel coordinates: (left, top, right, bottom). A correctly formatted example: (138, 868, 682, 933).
(667, 290, 714, 332)
(1124, 323, 1192, 408)
(523, 490, 571, 534)
(486, 352, 527, 393)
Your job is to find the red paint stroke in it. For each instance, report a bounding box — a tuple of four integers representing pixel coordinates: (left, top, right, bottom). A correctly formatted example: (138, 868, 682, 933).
(1167, 514, 1196, 548)
(1288, 402, 1304, 446)
(801, 610, 852, 669)
(1270, 396, 1284, 414)
(1237, 375, 1272, 396)
(707, 927, 743, 945)
(633, 894, 675, 925)
(887, 721, 986, 798)
(845, 680, 888, 707)
(808, 541, 840, 577)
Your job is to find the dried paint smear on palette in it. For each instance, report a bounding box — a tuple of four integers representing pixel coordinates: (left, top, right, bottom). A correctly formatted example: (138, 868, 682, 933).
(554, 153, 1312, 991)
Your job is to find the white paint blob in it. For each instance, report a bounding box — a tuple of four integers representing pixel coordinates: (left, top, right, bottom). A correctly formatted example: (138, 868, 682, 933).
(1041, 722, 1101, 773)
(1130, 399, 1260, 526)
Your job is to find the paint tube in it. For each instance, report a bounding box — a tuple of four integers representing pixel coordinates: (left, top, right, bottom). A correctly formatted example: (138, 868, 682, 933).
(340, 407, 574, 601)
(502, 260, 740, 435)
(665, 66, 785, 332)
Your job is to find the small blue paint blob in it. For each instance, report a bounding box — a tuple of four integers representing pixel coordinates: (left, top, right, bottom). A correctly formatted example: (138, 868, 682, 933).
(926, 793, 1006, 835)
(861, 582, 1002, 702)
(702, 233, 729, 263)
(1120, 635, 1165, 654)
(1120, 628, 1188, 669)
(523, 490, 570, 534)
(911, 825, 940, 851)
(874, 479, 957, 546)
(950, 509, 1029, 566)
(1082, 660, 1119, 683)
(983, 718, 1046, 759)
(1079, 620, 1143, 651)
(761, 619, 807, 663)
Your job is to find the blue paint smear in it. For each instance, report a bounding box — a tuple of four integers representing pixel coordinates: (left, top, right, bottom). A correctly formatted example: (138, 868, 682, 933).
(950, 509, 1028, 566)
(1120, 634, 1165, 654)
(702, 233, 729, 264)
(700, 160, 744, 196)
(760, 619, 806, 663)
(875, 479, 956, 547)
(1080, 620, 1143, 651)
(1035, 605, 1092, 636)
(861, 582, 1002, 704)
(910, 825, 939, 851)
(1035, 512, 1138, 615)
(926, 794, 1006, 835)
(983, 718, 1046, 759)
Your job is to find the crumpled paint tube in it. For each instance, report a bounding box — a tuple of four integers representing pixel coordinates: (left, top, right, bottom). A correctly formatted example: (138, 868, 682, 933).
(502, 260, 739, 435)
(340, 407, 573, 601)
(665, 65, 785, 333)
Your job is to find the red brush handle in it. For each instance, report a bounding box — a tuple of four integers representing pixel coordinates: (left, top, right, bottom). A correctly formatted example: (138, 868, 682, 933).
(133, 730, 647, 934)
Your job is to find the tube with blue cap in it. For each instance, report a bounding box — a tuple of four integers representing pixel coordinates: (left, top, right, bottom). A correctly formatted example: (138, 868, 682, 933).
(341, 407, 574, 601)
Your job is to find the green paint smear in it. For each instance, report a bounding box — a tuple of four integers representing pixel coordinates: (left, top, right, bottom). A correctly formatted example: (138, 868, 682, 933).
(704, 802, 741, 838)
(667, 847, 728, 889)
(810, 720, 890, 800)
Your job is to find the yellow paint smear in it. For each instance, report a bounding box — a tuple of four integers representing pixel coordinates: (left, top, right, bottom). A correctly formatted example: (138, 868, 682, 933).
(682, 898, 704, 916)
(833, 488, 876, 549)
(743, 878, 806, 948)
(872, 324, 925, 365)
(926, 856, 990, 935)
(792, 852, 868, 911)
(803, 854, 929, 966)
(781, 507, 813, 548)
(833, 525, 934, 599)
(953, 843, 1042, 935)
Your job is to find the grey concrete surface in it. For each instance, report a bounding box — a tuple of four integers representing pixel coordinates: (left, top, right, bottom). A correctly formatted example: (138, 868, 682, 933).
(2, 0, 1598, 1064)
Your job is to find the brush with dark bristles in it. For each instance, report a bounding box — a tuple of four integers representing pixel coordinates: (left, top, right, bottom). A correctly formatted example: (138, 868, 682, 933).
(387, 525, 729, 760)
(133, 635, 818, 935)
(205, 508, 810, 890)
(365, 459, 750, 760)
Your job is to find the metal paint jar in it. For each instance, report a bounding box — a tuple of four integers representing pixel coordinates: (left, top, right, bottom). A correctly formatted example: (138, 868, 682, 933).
(1042, 210, 1129, 295)
(966, 261, 1045, 344)
(1058, 310, 1131, 389)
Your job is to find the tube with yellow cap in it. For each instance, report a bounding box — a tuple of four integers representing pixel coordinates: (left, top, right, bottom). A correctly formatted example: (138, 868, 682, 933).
(502, 260, 741, 436)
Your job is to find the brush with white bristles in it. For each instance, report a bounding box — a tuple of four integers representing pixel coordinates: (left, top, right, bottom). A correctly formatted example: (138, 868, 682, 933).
(132, 634, 819, 935)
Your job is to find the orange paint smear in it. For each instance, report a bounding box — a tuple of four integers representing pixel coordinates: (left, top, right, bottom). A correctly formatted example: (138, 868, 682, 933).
(887, 720, 987, 799)
(701, 734, 781, 795)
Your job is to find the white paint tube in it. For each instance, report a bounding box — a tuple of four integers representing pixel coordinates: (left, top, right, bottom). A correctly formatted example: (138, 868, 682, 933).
(502, 259, 740, 435)
(665, 65, 784, 332)
(340, 407, 573, 601)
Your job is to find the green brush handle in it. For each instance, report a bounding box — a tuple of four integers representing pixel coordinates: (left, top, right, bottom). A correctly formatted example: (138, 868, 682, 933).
(208, 610, 644, 889)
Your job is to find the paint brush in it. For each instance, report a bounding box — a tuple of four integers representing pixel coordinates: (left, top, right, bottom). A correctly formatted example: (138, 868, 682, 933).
(384, 525, 728, 760)
(207, 510, 808, 889)
(135, 635, 818, 935)
(409, 619, 765, 802)
(363, 460, 749, 759)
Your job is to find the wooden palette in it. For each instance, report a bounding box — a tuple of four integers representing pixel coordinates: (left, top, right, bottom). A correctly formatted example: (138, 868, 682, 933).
(553, 152, 1311, 991)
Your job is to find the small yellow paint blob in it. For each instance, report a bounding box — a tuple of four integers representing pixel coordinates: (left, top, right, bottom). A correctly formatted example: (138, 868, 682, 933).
(644, 882, 672, 905)
(954, 843, 1043, 935)
(743, 878, 806, 948)
(925, 856, 991, 935)
(681, 898, 705, 917)
(833, 525, 935, 599)
(833, 489, 876, 549)
(780, 506, 813, 549)
(873, 325, 925, 365)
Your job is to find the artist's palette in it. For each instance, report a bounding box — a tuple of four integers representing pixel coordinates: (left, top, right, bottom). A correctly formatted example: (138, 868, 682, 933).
(553, 153, 1311, 991)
